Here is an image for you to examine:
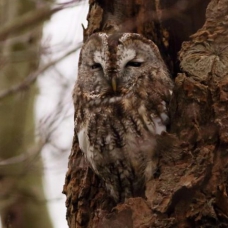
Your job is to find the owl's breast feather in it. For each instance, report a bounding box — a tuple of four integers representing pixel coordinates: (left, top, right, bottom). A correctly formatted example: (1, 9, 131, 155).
(78, 125, 99, 172)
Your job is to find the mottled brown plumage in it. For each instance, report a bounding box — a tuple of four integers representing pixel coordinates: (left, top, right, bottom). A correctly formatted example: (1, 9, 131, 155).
(73, 33, 173, 202)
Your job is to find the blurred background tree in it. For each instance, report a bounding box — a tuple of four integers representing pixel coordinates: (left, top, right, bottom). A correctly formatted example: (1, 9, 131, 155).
(0, 0, 54, 227)
(0, 0, 87, 227)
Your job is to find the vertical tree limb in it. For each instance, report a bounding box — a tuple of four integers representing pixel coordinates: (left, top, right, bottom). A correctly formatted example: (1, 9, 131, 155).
(64, 0, 228, 227)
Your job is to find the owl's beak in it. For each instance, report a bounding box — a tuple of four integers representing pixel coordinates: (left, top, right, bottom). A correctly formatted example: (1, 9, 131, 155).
(111, 77, 117, 92)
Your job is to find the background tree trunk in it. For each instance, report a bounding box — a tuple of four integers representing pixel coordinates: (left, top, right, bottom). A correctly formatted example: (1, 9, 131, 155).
(0, 0, 53, 227)
(64, 0, 228, 227)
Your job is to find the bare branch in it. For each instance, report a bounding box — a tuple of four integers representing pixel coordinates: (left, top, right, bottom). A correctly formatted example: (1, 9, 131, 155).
(0, 0, 84, 41)
(0, 6, 61, 41)
(0, 45, 81, 99)
(0, 141, 44, 166)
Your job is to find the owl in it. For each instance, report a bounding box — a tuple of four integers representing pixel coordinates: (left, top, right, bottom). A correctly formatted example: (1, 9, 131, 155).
(73, 33, 173, 202)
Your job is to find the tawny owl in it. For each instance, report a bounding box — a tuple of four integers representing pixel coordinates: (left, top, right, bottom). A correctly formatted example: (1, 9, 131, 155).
(73, 33, 173, 202)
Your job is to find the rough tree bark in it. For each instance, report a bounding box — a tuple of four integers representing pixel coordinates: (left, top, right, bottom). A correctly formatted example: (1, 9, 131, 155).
(64, 0, 228, 227)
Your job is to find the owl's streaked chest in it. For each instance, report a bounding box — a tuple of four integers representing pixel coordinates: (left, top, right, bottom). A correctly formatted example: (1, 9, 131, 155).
(77, 102, 166, 179)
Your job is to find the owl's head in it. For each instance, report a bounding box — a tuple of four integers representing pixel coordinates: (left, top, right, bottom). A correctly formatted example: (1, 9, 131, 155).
(76, 33, 170, 103)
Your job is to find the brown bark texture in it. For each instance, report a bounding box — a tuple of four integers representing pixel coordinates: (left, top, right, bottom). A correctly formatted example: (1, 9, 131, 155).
(63, 0, 228, 227)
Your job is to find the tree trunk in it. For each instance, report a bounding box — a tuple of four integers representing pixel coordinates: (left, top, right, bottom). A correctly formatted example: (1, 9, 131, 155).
(64, 0, 228, 227)
(0, 0, 53, 227)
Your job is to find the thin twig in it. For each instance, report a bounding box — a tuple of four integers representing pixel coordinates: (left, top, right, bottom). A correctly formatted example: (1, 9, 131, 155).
(0, 0, 84, 41)
(0, 141, 44, 166)
(0, 6, 62, 41)
(0, 46, 81, 99)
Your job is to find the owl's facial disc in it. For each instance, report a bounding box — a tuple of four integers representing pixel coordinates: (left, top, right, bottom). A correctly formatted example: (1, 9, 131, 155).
(82, 36, 150, 98)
